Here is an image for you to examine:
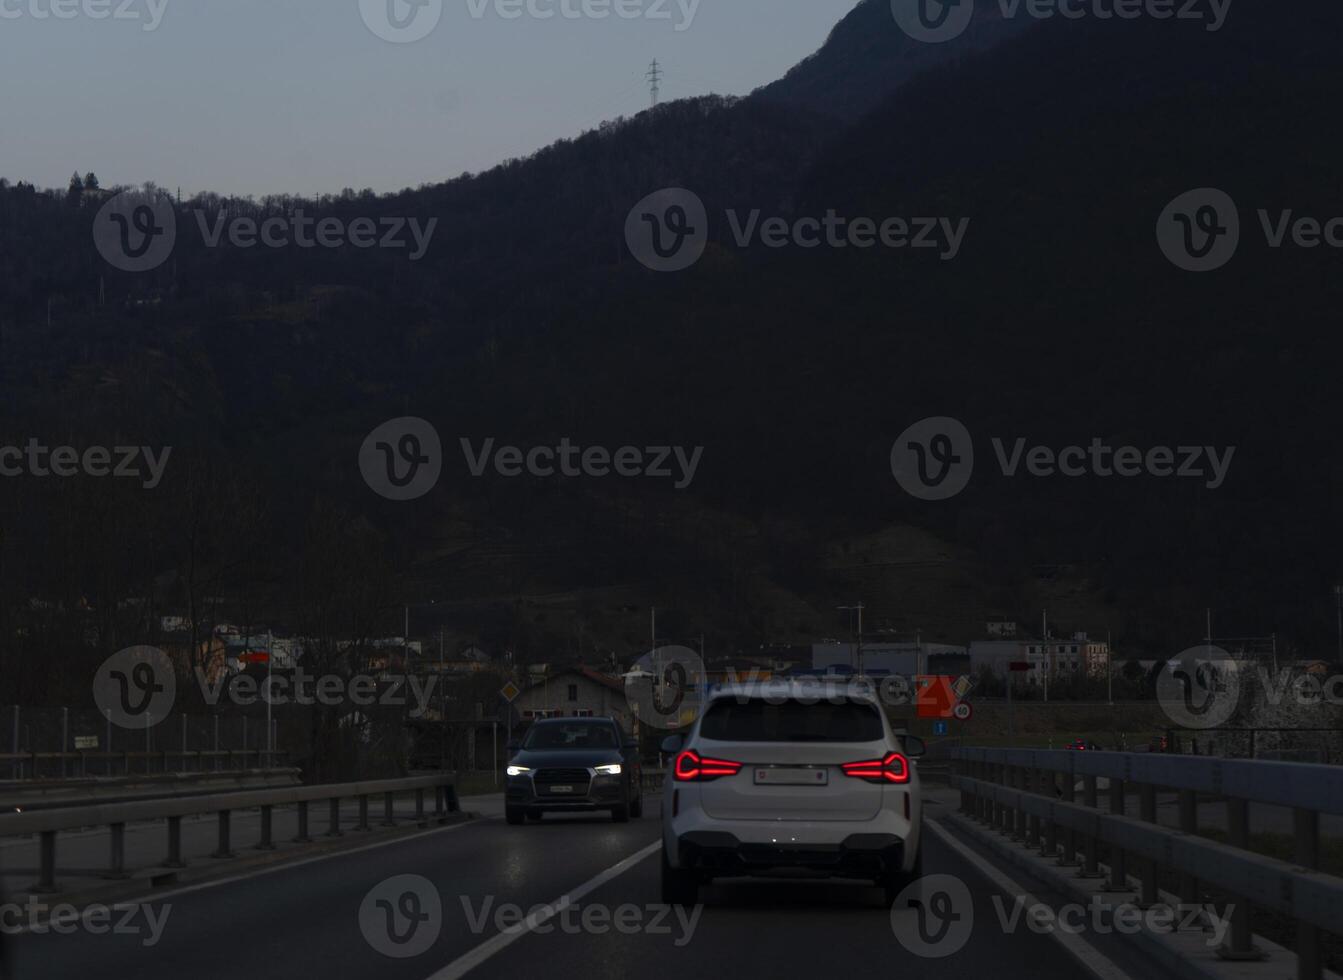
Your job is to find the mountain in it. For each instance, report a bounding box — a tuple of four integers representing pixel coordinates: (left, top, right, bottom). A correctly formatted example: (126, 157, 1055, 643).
(4, 0, 1343, 666)
(752, 0, 1032, 121)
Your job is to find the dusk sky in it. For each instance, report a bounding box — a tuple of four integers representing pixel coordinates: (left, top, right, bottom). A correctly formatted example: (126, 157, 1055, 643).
(0, 0, 859, 197)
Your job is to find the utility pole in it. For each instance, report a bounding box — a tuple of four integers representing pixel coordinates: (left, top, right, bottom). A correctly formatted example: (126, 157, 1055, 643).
(838, 605, 864, 676)
(1042, 609, 1049, 703)
(647, 59, 662, 108)
(1334, 586, 1342, 663)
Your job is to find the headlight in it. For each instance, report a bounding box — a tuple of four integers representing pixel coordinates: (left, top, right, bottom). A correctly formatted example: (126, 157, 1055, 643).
(506, 765, 531, 776)
(594, 764, 622, 776)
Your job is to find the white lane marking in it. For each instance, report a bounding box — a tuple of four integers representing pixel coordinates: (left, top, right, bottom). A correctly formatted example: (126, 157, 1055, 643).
(925, 819, 1132, 980)
(6, 819, 479, 934)
(425, 840, 661, 980)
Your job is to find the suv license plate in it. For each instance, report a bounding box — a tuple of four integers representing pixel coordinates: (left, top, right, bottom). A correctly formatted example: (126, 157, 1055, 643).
(754, 768, 828, 786)
(549, 785, 575, 794)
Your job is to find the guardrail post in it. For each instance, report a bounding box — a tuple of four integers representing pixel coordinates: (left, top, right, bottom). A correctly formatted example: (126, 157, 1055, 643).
(1026, 766, 1042, 850)
(1137, 784, 1158, 907)
(1177, 789, 1200, 904)
(357, 795, 371, 832)
(257, 805, 276, 850)
(166, 816, 185, 868)
(1011, 767, 1026, 841)
(212, 810, 235, 858)
(106, 821, 129, 879)
(1058, 767, 1078, 868)
(445, 783, 460, 813)
(1218, 798, 1262, 962)
(33, 830, 57, 893)
(327, 797, 342, 837)
(382, 791, 396, 827)
(415, 788, 426, 825)
(1080, 775, 1101, 878)
(1108, 777, 1127, 892)
(1294, 807, 1322, 980)
(294, 800, 312, 843)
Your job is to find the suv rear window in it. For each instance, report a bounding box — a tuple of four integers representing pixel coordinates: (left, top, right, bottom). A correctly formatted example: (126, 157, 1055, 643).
(698, 698, 884, 742)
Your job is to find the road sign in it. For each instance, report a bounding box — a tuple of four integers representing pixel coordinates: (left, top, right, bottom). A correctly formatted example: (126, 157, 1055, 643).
(932, 721, 949, 737)
(499, 681, 521, 703)
(952, 702, 973, 722)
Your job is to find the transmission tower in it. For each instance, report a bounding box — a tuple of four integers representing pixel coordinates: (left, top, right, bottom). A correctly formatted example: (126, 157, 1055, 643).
(647, 59, 662, 108)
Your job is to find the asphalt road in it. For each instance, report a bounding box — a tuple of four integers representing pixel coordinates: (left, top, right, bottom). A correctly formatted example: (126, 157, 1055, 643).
(6, 798, 1133, 980)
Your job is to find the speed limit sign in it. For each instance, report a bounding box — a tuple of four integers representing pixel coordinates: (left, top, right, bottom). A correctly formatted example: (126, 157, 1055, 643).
(952, 702, 973, 722)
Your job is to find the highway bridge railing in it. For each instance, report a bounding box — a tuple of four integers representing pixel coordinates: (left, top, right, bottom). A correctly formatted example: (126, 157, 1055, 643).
(951, 747, 1343, 980)
(0, 773, 460, 895)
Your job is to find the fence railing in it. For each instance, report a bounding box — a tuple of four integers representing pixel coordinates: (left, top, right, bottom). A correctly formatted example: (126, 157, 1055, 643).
(0, 773, 460, 894)
(2, 749, 292, 781)
(951, 747, 1343, 980)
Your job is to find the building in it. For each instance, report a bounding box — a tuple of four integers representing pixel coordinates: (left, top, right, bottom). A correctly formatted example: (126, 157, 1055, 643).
(511, 667, 632, 729)
(811, 642, 967, 676)
(970, 631, 1110, 683)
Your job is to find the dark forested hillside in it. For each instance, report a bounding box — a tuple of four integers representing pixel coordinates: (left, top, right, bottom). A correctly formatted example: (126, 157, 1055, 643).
(3, 0, 1341, 670)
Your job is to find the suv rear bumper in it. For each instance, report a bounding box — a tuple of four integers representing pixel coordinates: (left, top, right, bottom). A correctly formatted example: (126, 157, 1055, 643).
(675, 831, 904, 878)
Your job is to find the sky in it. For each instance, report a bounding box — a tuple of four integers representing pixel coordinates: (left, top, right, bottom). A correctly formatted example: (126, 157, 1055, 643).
(0, 0, 860, 198)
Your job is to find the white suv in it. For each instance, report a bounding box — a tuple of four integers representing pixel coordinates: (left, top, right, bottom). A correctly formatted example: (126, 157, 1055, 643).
(659, 679, 924, 906)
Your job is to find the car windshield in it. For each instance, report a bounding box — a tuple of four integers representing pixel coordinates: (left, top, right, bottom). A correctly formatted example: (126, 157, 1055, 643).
(523, 722, 617, 750)
(698, 698, 884, 743)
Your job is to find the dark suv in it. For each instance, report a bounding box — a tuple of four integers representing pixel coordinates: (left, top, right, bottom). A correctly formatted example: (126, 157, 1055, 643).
(504, 717, 644, 824)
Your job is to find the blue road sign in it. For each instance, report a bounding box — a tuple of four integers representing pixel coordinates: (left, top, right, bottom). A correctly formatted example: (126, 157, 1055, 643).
(933, 720, 949, 737)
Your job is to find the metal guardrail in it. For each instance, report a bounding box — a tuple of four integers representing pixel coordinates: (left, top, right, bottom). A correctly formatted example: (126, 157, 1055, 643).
(951, 747, 1343, 980)
(0, 774, 460, 895)
(2, 749, 290, 780)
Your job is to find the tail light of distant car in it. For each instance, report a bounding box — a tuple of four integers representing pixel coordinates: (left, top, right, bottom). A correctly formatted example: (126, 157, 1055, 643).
(673, 750, 742, 782)
(840, 752, 910, 784)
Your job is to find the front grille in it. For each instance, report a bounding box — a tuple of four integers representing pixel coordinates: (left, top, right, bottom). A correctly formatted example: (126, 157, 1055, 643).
(534, 768, 592, 795)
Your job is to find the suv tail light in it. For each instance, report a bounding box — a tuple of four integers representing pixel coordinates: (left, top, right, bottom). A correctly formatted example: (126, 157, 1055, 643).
(673, 749, 742, 782)
(841, 752, 910, 784)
